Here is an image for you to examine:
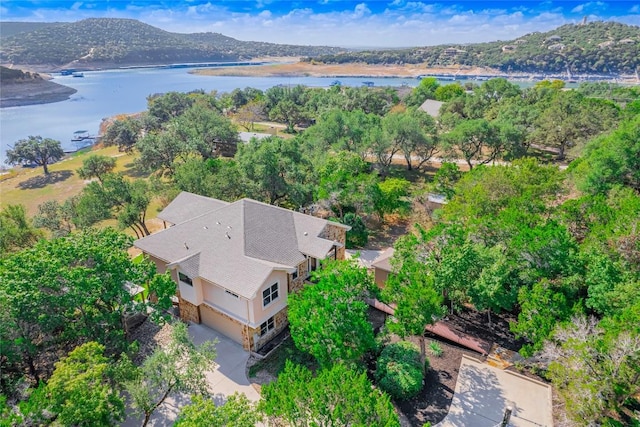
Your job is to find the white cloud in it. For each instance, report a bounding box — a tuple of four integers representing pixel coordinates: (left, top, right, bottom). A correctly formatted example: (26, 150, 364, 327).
(571, 1, 607, 13)
(353, 3, 371, 18)
(630, 5, 640, 13)
(71, 2, 83, 11)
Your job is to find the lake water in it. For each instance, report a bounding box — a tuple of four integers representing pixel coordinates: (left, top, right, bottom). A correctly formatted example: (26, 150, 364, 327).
(0, 67, 421, 164)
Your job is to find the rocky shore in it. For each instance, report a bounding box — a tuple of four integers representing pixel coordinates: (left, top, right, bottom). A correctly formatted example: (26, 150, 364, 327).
(0, 79, 77, 108)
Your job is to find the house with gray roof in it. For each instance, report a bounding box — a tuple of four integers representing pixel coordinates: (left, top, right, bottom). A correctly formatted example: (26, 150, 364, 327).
(135, 192, 349, 351)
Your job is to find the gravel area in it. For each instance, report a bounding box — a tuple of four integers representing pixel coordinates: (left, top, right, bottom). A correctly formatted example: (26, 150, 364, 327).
(128, 319, 174, 364)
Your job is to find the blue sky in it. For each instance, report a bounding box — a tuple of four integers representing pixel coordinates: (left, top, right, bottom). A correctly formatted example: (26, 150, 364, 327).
(1, 1, 639, 47)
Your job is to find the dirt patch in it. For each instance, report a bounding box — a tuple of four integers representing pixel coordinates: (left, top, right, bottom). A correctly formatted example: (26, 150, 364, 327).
(193, 62, 501, 79)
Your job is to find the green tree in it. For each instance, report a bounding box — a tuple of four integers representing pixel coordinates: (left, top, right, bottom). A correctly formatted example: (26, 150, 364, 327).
(76, 154, 117, 183)
(236, 136, 312, 206)
(511, 280, 577, 357)
(444, 119, 503, 169)
(174, 394, 261, 427)
(0, 204, 42, 255)
(33, 199, 77, 237)
(5, 135, 64, 175)
(82, 173, 152, 237)
(147, 92, 195, 126)
(288, 260, 376, 368)
(434, 83, 465, 101)
(176, 104, 240, 160)
(124, 322, 217, 427)
(373, 177, 411, 220)
(576, 115, 640, 194)
(432, 162, 461, 200)
(530, 90, 619, 160)
(315, 151, 378, 219)
(543, 316, 640, 425)
(0, 228, 170, 385)
(47, 342, 124, 426)
(102, 116, 141, 152)
(136, 126, 190, 175)
(342, 213, 368, 248)
(375, 341, 425, 400)
(405, 77, 439, 107)
(384, 233, 445, 362)
(261, 361, 400, 427)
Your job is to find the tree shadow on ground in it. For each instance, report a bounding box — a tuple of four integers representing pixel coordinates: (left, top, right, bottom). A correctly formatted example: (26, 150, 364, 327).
(121, 162, 149, 179)
(17, 170, 73, 189)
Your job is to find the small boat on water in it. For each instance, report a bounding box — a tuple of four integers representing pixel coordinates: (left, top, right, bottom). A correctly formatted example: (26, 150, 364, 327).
(72, 72, 84, 78)
(362, 81, 374, 87)
(71, 130, 91, 141)
(330, 80, 342, 86)
(60, 70, 74, 76)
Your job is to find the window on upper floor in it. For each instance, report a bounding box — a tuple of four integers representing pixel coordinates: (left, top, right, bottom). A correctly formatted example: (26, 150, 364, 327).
(260, 316, 275, 336)
(262, 282, 279, 307)
(178, 272, 193, 286)
(292, 269, 298, 280)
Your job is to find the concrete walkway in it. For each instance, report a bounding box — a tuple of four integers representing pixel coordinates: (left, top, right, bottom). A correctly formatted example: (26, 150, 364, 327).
(122, 323, 260, 426)
(436, 355, 553, 427)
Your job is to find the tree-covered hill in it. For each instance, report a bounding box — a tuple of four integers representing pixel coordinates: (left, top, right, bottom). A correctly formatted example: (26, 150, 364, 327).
(0, 18, 344, 68)
(0, 22, 62, 37)
(307, 21, 640, 75)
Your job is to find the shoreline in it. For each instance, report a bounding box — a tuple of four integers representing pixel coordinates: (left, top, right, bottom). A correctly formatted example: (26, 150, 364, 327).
(0, 79, 77, 108)
(190, 61, 640, 83)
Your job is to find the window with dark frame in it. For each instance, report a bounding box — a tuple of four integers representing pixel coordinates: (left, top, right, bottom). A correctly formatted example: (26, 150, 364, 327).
(262, 283, 279, 306)
(260, 316, 275, 336)
(292, 268, 298, 280)
(178, 272, 193, 286)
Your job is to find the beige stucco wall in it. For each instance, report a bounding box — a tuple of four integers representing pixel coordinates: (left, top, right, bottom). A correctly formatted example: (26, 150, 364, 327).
(250, 270, 288, 326)
(374, 268, 390, 288)
(201, 278, 248, 322)
(147, 255, 169, 274)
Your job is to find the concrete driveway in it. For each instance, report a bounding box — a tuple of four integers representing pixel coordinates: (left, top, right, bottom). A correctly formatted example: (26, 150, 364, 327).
(122, 323, 260, 426)
(436, 355, 552, 427)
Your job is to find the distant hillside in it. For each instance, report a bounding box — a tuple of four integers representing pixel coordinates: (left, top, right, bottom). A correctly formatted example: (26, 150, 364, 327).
(307, 22, 640, 75)
(0, 18, 344, 69)
(0, 22, 63, 37)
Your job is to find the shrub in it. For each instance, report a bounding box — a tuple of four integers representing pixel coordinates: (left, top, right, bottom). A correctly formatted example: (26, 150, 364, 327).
(428, 341, 443, 357)
(343, 213, 368, 248)
(375, 341, 425, 400)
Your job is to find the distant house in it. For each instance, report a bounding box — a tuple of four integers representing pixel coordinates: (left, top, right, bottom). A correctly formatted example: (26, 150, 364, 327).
(238, 131, 271, 143)
(371, 248, 394, 288)
(135, 192, 349, 352)
(443, 47, 465, 57)
(419, 99, 444, 118)
(548, 43, 565, 51)
(501, 45, 517, 53)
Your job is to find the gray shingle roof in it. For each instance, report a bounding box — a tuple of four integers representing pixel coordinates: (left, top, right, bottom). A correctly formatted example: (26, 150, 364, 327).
(135, 193, 347, 299)
(372, 247, 395, 272)
(157, 192, 229, 225)
(419, 99, 444, 118)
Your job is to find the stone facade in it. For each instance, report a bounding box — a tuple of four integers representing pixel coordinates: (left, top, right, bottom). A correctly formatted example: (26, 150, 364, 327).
(178, 293, 200, 323)
(243, 307, 289, 351)
(288, 260, 309, 293)
(322, 223, 347, 260)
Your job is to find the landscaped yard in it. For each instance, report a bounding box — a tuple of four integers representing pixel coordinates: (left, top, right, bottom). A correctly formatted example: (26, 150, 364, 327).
(0, 144, 140, 216)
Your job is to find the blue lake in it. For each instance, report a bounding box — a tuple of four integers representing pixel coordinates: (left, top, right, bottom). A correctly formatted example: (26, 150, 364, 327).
(0, 67, 421, 163)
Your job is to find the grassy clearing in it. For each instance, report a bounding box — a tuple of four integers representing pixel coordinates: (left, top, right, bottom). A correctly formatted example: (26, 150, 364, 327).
(0, 145, 142, 217)
(248, 337, 316, 378)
